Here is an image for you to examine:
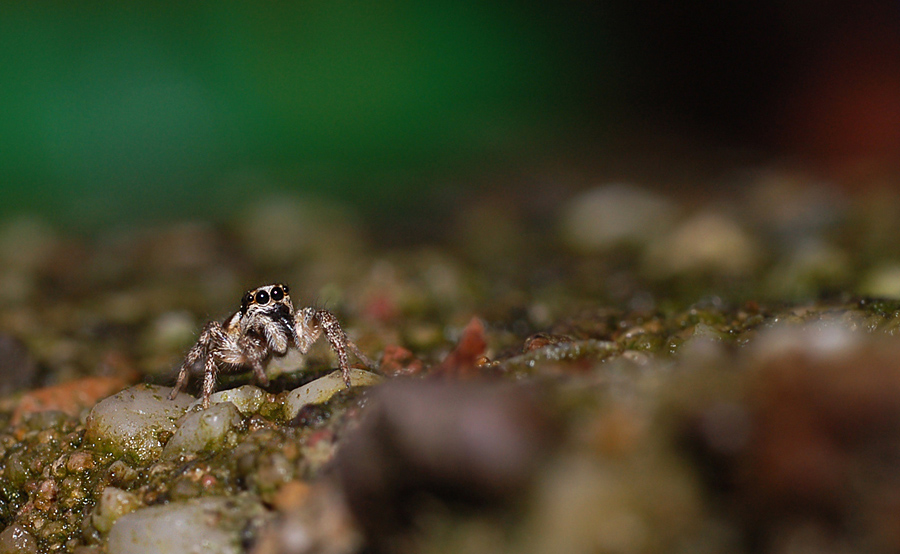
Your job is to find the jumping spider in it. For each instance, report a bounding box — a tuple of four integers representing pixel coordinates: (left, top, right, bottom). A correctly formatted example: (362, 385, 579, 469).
(170, 283, 373, 408)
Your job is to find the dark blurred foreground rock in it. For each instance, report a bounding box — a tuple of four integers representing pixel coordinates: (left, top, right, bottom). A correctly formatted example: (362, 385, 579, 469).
(250, 483, 361, 554)
(681, 326, 900, 552)
(335, 380, 557, 550)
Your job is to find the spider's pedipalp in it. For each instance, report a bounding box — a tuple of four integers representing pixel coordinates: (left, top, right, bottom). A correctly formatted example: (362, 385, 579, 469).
(294, 306, 323, 353)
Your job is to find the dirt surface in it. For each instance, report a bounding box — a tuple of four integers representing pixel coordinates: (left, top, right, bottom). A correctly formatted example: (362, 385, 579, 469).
(3, 170, 900, 553)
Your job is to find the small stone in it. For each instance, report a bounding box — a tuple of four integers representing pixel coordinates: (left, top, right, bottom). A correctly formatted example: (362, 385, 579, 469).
(0, 524, 38, 554)
(560, 183, 676, 252)
(36, 479, 58, 506)
(106, 460, 138, 487)
(85, 384, 194, 463)
(162, 402, 243, 459)
(187, 385, 267, 415)
(107, 496, 266, 554)
(66, 451, 94, 473)
(264, 349, 306, 380)
(92, 486, 142, 534)
(502, 339, 619, 375)
(285, 369, 383, 419)
(643, 211, 762, 277)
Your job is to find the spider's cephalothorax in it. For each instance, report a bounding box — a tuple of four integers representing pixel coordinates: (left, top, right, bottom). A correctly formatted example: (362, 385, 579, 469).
(170, 283, 373, 408)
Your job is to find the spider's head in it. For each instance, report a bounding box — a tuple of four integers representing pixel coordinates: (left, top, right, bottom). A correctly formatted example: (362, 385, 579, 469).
(239, 283, 295, 353)
(240, 283, 293, 318)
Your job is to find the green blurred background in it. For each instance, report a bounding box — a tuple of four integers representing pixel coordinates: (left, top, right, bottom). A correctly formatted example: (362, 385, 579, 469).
(0, 2, 617, 228)
(2, 2, 899, 230)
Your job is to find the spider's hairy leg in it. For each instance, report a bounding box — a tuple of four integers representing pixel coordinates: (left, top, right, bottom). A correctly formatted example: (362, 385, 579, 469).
(295, 307, 372, 367)
(190, 321, 248, 408)
(315, 309, 372, 388)
(170, 344, 199, 399)
(347, 339, 375, 369)
(201, 347, 219, 409)
(239, 335, 270, 388)
(170, 322, 219, 400)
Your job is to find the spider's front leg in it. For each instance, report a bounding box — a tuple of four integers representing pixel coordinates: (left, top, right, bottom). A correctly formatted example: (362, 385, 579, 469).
(171, 321, 267, 409)
(202, 328, 268, 409)
(170, 321, 219, 401)
(295, 307, 373, 387)
(237, 334, 270, 390)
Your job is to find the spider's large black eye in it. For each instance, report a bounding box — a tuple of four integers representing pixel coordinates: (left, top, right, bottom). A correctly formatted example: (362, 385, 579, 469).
(255, 290, 270, 305)
(271, 287, 284, 302)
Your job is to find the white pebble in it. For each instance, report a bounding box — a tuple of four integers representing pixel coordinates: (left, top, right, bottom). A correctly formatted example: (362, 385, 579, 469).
(285, 369, 383, 419)
(188, 385, 267, 415)
(0, 524, 37, 554)
(92, 486, 142, 534)
(163, 402, 242, 459)
(643, 211, 761, 277)
(85, 385, 194, 463)
(107, 496, 264, 554)
(560, 184, 676, 252)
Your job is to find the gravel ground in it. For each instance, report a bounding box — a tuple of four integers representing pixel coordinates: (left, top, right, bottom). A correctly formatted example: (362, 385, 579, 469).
(3, 169, 900, 553)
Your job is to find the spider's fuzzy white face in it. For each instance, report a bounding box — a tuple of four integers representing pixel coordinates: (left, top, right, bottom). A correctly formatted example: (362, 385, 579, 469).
(238, 283, 296, 352)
